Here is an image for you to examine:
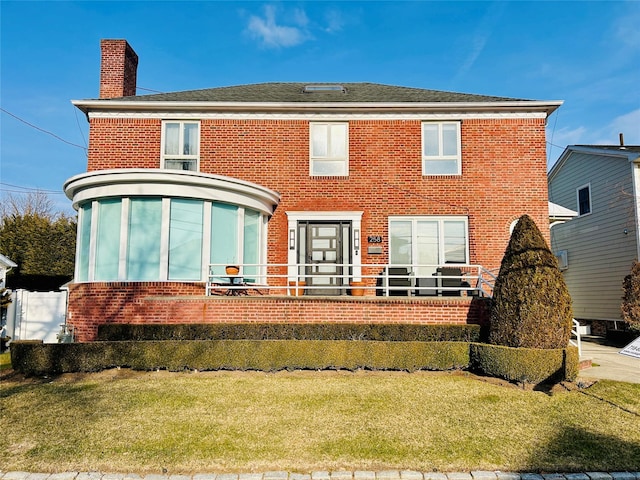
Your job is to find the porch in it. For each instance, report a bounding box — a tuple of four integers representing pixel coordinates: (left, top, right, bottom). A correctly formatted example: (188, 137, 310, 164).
(206, 263, 496, 298)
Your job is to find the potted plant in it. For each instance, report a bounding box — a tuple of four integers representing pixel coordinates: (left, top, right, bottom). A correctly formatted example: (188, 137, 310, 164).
(225, 265, 240, 275)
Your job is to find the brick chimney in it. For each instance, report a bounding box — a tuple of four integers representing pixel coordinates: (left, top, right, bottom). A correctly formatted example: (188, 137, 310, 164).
(99, 39, 138, 99)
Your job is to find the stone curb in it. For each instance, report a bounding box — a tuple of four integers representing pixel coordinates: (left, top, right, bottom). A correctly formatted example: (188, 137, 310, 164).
(1, 473, 639, 480)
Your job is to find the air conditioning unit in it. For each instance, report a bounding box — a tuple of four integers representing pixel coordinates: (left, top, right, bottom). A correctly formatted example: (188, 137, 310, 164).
(556, 250, 569, 270)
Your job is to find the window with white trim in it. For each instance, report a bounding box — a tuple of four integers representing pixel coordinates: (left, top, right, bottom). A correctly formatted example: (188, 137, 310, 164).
(422, 122, 461, 175)
(76, 197, 265, 283)
(389, 216, 468, 276)
(310, 122, 348, 176)
(577, 184, 591, 216)
(162, 121, 200, 171)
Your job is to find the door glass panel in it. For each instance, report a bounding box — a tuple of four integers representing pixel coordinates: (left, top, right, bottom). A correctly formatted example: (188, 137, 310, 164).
(318, 227, 336, 236)
(312, 239, 331, 249)
(325, 251, 337, 261)
(312, 251, 324, 261)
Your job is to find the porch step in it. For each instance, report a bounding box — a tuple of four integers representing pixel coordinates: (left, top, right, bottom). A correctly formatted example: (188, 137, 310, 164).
(578, 358, 592, 370)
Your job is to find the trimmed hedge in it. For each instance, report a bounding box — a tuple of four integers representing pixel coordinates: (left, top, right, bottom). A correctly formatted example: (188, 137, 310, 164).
(11, 339, 579, 385)
(97, 323, 483, 342)
(10, 340, 471, 376)
(470, 343, 579, 384)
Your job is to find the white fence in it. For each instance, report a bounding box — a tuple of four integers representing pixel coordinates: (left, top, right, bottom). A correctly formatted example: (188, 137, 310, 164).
(3, 290, 67, 344)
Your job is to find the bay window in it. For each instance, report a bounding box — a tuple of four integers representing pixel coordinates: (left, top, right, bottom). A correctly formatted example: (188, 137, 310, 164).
(76, 197, 264, 283)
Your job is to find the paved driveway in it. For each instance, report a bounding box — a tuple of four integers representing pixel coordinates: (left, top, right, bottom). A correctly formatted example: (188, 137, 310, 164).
(578, 337, 640, 384)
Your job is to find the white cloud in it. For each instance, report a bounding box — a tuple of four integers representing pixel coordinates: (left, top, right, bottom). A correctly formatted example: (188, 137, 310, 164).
(324, 9, 345, 34)
(594, 108, 640, 145)
(547, 108, 640, 168)
(614, 6, 640, 53)
(452, 1, 506, 85)
(246, 5, 310, 48)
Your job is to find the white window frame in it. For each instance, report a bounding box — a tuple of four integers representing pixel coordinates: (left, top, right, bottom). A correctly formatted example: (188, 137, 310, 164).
(388, 216, 469, 271)
(161, 120, 200, 171)
(576, 183, 592, 216)
(421, 121, 462, 176)
(309, 122, 349, 176)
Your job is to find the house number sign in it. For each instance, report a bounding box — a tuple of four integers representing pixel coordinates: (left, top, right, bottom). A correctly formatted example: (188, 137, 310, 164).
(367, 236, 383, 243)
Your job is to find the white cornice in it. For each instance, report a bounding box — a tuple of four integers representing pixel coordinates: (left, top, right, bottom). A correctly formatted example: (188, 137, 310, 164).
(73, 99, 562, 118)
(64, 169, 281, 215)
(84, 111, 550, 121)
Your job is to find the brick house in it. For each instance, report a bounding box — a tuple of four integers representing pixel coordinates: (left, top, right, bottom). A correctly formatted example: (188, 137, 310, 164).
(64, 39, 561, 342)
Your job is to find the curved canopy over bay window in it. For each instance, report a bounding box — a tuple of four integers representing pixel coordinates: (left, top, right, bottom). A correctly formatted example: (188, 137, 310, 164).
(64, 169, 280, 283)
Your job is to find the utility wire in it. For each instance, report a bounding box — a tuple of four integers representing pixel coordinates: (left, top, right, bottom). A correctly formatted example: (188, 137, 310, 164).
(1, 107, 88, 151)
(0, 182, 64, 194)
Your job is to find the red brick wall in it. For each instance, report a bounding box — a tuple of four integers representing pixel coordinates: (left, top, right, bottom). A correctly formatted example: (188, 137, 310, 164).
(86, 116, 550, 270)
(67, 282, 490, 342)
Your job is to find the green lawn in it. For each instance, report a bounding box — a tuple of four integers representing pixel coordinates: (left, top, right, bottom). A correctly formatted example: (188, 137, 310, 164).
(1, 369, 639, 474)
(0, 351, 11, 370)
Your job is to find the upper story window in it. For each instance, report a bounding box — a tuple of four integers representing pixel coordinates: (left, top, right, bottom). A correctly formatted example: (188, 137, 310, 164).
(422, 122, 461, 175)
(162, 121, 199, 171)
(310, 122, 348, 176)
(577, 184, 591, 216)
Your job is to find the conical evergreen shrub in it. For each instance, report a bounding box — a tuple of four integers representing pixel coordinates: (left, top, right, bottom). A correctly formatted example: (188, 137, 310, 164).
(621, 260, 640, 335)
(488, 214, 573, 349)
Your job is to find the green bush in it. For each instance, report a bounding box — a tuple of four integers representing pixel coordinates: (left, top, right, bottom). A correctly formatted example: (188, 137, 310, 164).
(97, 323, 482, 342)
(10, 340, 471, 376)
(621, 260, 640, 335)
(489, 214, 573, 349)
(470, 343, 578, 384)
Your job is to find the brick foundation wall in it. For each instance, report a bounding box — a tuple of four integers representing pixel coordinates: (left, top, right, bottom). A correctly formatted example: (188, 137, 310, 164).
(67, 282, 490, 342)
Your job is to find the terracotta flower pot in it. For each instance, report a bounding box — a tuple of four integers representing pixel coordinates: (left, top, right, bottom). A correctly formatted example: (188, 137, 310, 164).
(288, 280, 306, 296)
(225, 265, 240, 275)
(350, 281, 365, 296)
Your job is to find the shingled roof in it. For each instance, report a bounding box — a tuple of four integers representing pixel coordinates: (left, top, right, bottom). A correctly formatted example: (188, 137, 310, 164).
(112, 82, 524, 103)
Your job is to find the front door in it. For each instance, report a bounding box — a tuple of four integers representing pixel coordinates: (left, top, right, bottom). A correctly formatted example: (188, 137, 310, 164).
(298, 222, 351, 295)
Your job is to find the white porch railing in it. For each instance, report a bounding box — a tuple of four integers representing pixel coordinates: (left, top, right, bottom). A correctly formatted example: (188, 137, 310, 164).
(570, 318, 582, 357)
(206, 263, 496, 298)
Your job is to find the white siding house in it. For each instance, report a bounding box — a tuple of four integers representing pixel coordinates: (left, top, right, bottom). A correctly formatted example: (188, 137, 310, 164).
(548, 145, 640, 332)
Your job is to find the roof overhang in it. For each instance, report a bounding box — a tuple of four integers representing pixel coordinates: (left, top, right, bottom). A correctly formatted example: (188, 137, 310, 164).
(549, 145, 640, 182)
(72, 99, 563, 118)
(64, 169, 281, 216)
(0, 254, 18, 270)
(548, 201, 578, 222)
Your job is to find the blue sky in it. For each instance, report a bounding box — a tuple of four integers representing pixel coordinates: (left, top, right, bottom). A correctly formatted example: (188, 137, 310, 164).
(1, 1, 639, 213)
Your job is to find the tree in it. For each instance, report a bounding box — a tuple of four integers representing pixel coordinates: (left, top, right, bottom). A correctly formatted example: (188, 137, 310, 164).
(621, 260, 640, 335)
(488, 214, 573, 349)
(0, 192, 76, 278)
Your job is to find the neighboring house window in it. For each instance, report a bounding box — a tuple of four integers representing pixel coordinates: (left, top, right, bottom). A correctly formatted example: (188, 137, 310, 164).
(577, 184, 591, 216)
(389, 216, 468, 276)
(162, 121, 199, 171)
(422, 122, 461, 175)
(310, 122, 348, 176)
